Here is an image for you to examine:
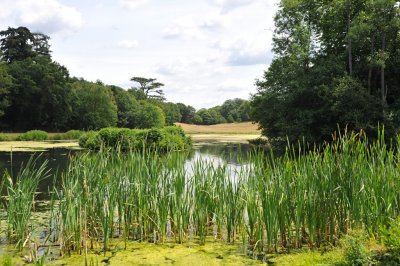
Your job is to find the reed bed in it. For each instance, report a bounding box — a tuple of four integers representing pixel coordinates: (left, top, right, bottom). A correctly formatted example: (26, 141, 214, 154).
(2, 130, 400, 262)
(1, 156, 50, 250)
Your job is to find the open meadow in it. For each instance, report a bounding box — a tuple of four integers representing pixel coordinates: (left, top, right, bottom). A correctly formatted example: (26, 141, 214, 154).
(176, 122, 261, 143)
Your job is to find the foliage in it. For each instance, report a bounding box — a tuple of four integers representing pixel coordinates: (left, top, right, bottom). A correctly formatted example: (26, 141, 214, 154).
(2, 156, 49, 250)
(111, 86, 140, 128)
(51, 130, 84, 140)
(193, 99, 251, 125)
(78, 131, 99, 150)
(0, 27, 35, 63)
(220, 98, 251, 123)
(158, 102, 182, 125)
(135, 101, 165, 129)
(1, 255, 12, 266)
(196, 108, 226, 125)
(381, 217, 400, 263)
(70, 80, 118, 130)
(45, 129, 400, 257)
(17, 130, 48, 141)
(130, 77, 166, 101)
(0, 133, 10, 141)
(2, 56, 71, 131)
(342, 231, 371, 266)
(0, 62, 12, 119)
(79, 126, 191, 152)
(251, 0, 400, 146)
(176, 103, 196, 124)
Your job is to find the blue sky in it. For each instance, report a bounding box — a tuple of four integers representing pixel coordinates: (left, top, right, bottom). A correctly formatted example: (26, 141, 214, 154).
(0, 0, 278, 109)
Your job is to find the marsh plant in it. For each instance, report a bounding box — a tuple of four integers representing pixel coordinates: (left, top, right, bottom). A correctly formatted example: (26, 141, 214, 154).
(2, 130, 400, 262)
(1, 156, 50, 250)
(44, 130, 400, 258)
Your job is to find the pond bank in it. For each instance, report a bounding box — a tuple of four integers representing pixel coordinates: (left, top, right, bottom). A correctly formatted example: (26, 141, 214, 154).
(0, 133, 260, 152)
(0, 141, 81, 152)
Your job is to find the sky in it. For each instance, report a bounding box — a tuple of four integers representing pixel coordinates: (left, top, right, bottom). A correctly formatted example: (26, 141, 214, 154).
(0, 0, 279, 109)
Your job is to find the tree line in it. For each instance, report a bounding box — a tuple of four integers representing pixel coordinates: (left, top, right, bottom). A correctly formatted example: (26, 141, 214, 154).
(0, 26, 250, 132)
(251, 0, 400, 146)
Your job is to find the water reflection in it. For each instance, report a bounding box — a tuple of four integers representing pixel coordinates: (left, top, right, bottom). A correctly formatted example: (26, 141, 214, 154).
(0, 143, 253, 198)
(191, 143, 253, 165)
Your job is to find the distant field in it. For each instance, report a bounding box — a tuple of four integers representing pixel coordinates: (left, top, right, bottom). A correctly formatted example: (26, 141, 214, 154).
(175, 122, 260, 134)
(175, 122, 261, 143)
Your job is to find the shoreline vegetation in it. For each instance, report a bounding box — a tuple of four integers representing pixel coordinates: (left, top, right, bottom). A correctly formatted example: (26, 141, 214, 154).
(1, 130, 400, 265)
(0, 122, 261, 152)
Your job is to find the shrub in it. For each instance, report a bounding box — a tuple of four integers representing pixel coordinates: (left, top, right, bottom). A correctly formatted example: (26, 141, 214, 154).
(342, 231, 371, 266)
(78, 127, 192, 152)
(52, 130, 83, 140)
(381, 217, 400, 263)
(78, 131, 100, 150)
(17, 130, 48, 141)
(0, 134, 10, 141)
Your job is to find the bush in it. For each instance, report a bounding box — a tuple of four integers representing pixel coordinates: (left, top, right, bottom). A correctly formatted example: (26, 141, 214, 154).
(0, 134, 10, 141)
(51, 130, 83, 140)
(78, 131, 100, 150)
(342, 231, 371, 266)
(381, 217, 400, 263)
(17, 130, 48, 141)
(79, 127, 192, 152)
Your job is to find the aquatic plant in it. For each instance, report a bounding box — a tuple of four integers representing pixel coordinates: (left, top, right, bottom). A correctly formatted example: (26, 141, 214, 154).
(2, 156, 49, 250)
(3, 129, 400, 262)
(17, 130, 49, 141)
(78, 126, 192, 152)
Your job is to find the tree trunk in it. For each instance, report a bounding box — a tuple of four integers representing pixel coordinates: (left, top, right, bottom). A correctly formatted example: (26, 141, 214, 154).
(368, 39, 374, 94)
(347, 1, 353, 76)
(381, 32, 386, 107)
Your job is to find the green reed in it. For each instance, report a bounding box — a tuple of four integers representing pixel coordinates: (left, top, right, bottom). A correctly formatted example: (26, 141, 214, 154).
(2, 156, 49, 250)
(52, 131, 400, 256)
(3, 129, 400, 260)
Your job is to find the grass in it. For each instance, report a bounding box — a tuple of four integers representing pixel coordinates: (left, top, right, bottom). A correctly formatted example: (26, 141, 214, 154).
(2, 129, 400, 265)
(2, 156, 50, 250)
(176, 122, 261, 143)
(0, 130, 84, 142)
(175, 122, 260, 134)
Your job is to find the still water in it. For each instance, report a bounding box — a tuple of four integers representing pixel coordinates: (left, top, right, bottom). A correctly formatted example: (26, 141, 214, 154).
(0, 143, 253, 199)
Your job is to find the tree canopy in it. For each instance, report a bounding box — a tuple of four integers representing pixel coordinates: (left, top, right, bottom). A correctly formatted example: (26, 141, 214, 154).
(130, 77, 166, 101)
(251, 0, 400, 146)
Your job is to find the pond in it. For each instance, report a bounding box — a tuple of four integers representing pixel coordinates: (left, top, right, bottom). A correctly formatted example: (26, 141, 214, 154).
(0, 143, 253, 200)
(0, 143, 263, 265)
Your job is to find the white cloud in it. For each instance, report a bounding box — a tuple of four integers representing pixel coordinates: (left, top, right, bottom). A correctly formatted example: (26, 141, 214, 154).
(198, 13, 230, 30)
(162, 13, 230, 40)
(0, 0, 83, 34)
(119, 0, 149, 10)
(214, 38, 272, 66)
(211, 0, 257, 13)
(155, 64, 185, 76)
(221, 0, 254, 13)
(117, 40, 139, 49)
(162, 15, 206, 40)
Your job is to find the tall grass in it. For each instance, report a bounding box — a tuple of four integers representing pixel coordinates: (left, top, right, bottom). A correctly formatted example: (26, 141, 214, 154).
(2, 129, 400, 260)
(2, 156, 50, 250)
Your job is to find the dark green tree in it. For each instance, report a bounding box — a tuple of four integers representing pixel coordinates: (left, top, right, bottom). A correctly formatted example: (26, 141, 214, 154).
(0, 62, 12, 119)
(110, 86, 140, 128)
(158, 102, 182, 125)
(0, 27, 35, 63)
(251, 0, 400, 146)
(135, 101, 165, 128)
(70, 80, 118, 130)
(2, 57, 71, 131)
(176, 103, 196, 124)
